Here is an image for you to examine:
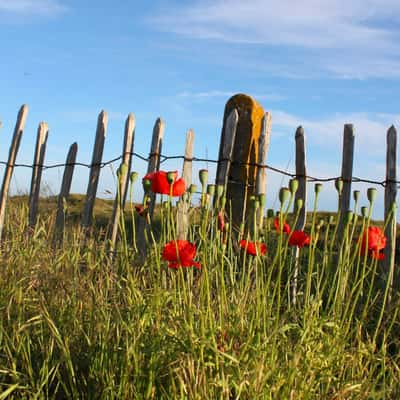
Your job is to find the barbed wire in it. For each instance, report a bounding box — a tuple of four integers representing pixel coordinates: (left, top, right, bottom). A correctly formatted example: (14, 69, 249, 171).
(1, 151, 399, 188)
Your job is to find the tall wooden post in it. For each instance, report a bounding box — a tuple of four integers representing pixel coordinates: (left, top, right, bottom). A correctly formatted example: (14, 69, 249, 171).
(136, 118, 164, 257)
(28, 122, 49, 230)
(216, 94, 265, 232)
(81, 110, 108, 233)
(0, 105, 28, 241)
(384, 125, 397, 296)
(338, 124, 355, 236)
(177, 129, 194, 240)
(109, 113, 136, 256)
(54, 142, 78, 243)
(294, 126, 307, 231)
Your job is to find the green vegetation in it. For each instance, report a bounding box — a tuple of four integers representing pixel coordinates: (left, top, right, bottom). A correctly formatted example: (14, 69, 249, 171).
(0, 184, 400, 399)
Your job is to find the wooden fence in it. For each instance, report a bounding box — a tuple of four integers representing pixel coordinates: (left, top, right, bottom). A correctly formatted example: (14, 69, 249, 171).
(0, 103, 398, 287)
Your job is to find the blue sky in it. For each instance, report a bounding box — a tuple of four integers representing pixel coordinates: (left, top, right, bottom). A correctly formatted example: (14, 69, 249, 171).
(0, 0, 399, 218)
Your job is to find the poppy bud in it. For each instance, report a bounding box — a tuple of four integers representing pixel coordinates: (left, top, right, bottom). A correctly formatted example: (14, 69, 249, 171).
(258, 193, 266, 208)
(295, 198, 303, 211)
(289, 179, 299, 194)
(199, 169, 208, 188)
(361, 206, 368, 218)
(167, 171, 177, 184)
(130, 171, 139, 183)
(345, 211, 353, 225)
(207, 184, 215, 196)
(314, 183, 322, 194)
(335, 178, 343, 194)
(279, 187, 290, 205)
(142, 178, 152, 193)
(367, 188, 377, 204)
(216, 185, 224, 199)
(353, 190, 360, 202)
(189, 184, 197, 194)
(391, 202, 397, 213)
(117, 163, 128, 180)
(328, 215, 334, 224)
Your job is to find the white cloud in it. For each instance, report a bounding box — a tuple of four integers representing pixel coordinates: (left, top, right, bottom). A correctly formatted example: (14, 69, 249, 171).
(150, 0, 400, 78)
(0, 0, 67, 16)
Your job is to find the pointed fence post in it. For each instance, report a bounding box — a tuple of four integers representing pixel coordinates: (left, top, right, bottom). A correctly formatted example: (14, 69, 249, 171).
(383, 125, 397, 297)
(28, 122, 49, 230)
(109, 113, 136, 257)
(215, 109, 238, 189)
(292, 126, 307, 305)
(255, 112, 272, 229)
(0, 104, 29, 242)
(294, 126, 307, 230)
(177, 129, 194, 240)
(338, 124, 355, 237)
(54, 142, 78, 243)
(81, 110, 108, 234)
(136, 118, 164, 257)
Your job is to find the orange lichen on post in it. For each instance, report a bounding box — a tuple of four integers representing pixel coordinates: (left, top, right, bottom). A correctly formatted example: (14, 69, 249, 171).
(217, 93, 265, 231)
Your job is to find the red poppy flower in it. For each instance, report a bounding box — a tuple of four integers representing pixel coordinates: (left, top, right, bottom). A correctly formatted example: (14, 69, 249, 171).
(360, 226, 386, 260)
(240, 240, 267, 256)
(217, 211, 225, 231)
(274, 217, 291, 234)
(288, 230, 310, 247)
(143, 171, 186, 196)
(162, 240, 201, 269)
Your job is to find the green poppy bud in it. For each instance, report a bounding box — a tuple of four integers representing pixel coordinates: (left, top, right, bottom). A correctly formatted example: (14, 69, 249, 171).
(314, 183, 322, 194)
(224, 222, 230, 232)
(142, 178, 152, 193)
(216, 185, 224, 199)
(391, 202, 397, 213)
(189, 184, 197, 194)
(117, 163, 128, 179)
(289, 179, 299, 194)
(367, 188, 377, 204)
(220, 197, 226, 209)
(328, 215, 334, 224)
(279, 187, 290, 205)
(345, 210, 353, 225)
(130, 171, 139, 183)
(167, 171, 177, 184)
(207, 184, 215, 196)
(361, 206, 368, 218)
(353, 190, 360, 202)
(295, 198, 303, 211)
(335, 178, 343, 194)
(199, 169, 208, 189)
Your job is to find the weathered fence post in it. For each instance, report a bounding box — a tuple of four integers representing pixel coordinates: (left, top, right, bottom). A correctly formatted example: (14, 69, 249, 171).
(383, 125, 397, 297)
(294, 126, 307, 230)
(81, 110, 108, 234)
(54, 142, 78, 243)
(338, 124, 355, 236)
(216, 94, 265, 233)
(0, 104, 28, 241)
(28, 122, 49, 230)
(292, 126, 307, 305)
(176, 129, 194, 240)
(255, 112, 272, 229)
(109, 113, 136, 257)
(215, 110, 238, 189)
(136, 118, 164, 257)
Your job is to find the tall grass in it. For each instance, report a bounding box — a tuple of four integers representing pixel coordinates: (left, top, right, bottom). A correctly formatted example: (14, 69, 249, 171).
(0, 182, 399, 399)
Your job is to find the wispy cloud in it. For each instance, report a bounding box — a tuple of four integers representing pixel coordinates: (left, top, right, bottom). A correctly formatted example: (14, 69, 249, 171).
(177, 90, 285, 102)
(150, 0, 400, 79)
(0, 0, 67, 16)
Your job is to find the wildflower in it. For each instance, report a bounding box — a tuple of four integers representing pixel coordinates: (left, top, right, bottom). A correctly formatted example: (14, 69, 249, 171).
(274, 217, 291, 234)
(162, 240, 201, 269)
(288, 230, 310, 247)
(240, 240, 267, 256)
(143, 170, 185, 196)
(360, 226, 386, 260)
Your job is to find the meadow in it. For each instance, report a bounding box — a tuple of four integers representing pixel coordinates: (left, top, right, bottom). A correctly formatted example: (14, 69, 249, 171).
(0, 173, 399, 399)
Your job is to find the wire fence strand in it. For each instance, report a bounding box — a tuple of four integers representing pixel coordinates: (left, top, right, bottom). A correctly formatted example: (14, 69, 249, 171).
(1, 152, 398, 188)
